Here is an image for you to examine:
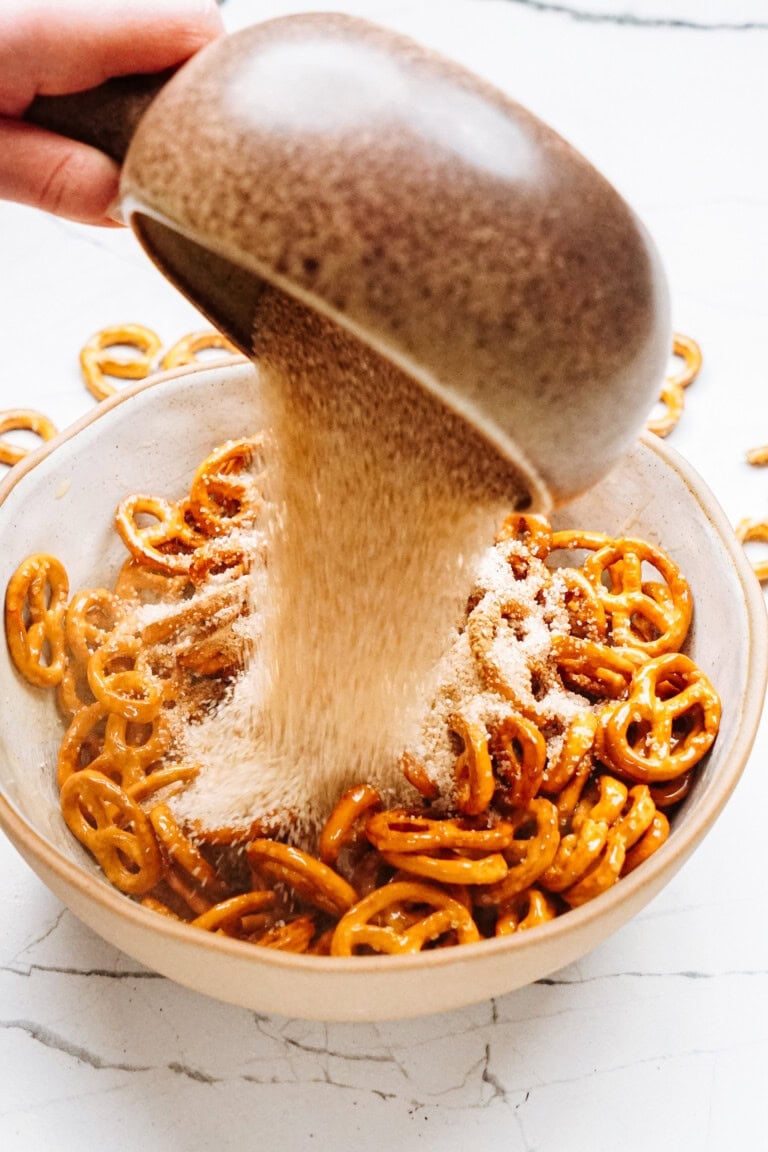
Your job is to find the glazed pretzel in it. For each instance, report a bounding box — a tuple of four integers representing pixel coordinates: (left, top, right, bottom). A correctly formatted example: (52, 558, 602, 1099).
(380, 848, 509, 886)
(87, 631, 168, 723)
(0, 409, 58, 466)
(599, 653, 720, 783)
(365, 809, 514, 855)
(735, 518, 768, 583)
(551, 634, 646, 700)
(246, 839, 358, 916)
(57, 701, 172, 790)
(5, 553, 69, 686)
(187, 437, 264, 537)
(582, 538, 692, 656)
(80, 324, 162, 402)
(115, 494, 204, 575)
(557, 567, 608, 641)
(495, 887, 558, 935)
(494, 512, 553, 558)
(623, 811, 670, 874)
(59, 768, 162, 895)
(255, 913, 319, 952)
(475, 797, 560, 905)
(114, 558, 192, 605)
(488, 710, 547, 809)
(190, 890, 275, 935)
(539, 816, 609, 893)
(541, 712, 597, 794)
(161, 330, 241, 370)
(330, 881, 480, 955)
(149, 803, 229, 900)
(451, 713, 495, 816)
(65, 587, 127, 665)
(319, 783, 382, 866)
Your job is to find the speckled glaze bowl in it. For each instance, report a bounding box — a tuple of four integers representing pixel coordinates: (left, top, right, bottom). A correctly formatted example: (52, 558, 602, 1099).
(0, 361, 764, 1021)
(110, 11, 670, 511)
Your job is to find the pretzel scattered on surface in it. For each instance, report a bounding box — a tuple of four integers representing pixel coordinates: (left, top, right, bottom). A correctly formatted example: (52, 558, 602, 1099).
(735, 518, 768, 583)
(646, 332, 703, 438)
(80, 324, 163, 401)
(4, 459, 720, 954)
(0, 409, 58, 466)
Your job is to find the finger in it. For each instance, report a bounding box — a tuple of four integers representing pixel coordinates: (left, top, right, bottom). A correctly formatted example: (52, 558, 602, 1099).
(0, 118, 122, 225)
(0, 1, 224, 117)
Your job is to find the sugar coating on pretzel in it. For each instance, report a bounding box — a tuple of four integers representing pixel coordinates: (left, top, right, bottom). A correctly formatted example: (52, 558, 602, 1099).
(4, 447, 720, 954)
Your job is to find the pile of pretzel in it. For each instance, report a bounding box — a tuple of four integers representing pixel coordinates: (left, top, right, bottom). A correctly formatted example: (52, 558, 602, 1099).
(4, 459, 722, 953)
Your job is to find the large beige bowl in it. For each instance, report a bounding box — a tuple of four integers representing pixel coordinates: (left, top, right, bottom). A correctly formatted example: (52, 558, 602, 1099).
(0, 361, 765, 1021)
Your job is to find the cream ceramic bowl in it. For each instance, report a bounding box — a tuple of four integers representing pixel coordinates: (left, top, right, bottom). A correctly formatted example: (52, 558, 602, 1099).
(0, 360, 765, 1021)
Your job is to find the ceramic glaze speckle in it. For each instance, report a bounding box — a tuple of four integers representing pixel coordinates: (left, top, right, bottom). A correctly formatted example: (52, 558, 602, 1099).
(120, 12, 671, 508)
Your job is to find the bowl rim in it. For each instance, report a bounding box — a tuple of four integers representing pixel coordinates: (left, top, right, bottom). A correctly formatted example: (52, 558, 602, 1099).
(0, 359, 766, 976)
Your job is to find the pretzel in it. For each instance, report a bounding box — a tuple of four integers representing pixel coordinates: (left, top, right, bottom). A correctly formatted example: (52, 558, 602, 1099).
(5, 553, 69, 686)
(87, 631, 168, 723)
(557, 567, 608, 641)
(57, 701, 173, 792)
(80, 324, 162, 402)
(551, 634, 646, 700)
(115, 494, 204, 575)
(599, 653, 721, 783)
(255, 913, 319, 952)
(562, 825, 626, 906)
(380, 848, 509, 885)
(319, 784, 382, 866)
(149, 803, 229, 900)
(330, 881, 480, 955)
(539, 817, 609, 893)
(365, 809, 514, 855)
(114, 558, 192, 605)
(745, 446, 768, 467)
(160, 330, 240, 370)
(399, 751, 440, 799)
(190, 890, 275, 935)
(622, 811, 670, 874)
(582, 538, 692, 656)
(246, 839, 358, 916)
(0, 408, 58, 466)
(735, 518, 768, 583)
(494, 512, 552, 558)
(187, 437, 264, 537)
(495, 887, 558, 935)
(451, 713, 495, 816)
(56, 660, 94, 718)
(60, 768, 162, 895)
(646, 334, 702, 438)
(65, 587, 128, 665)
(475, 797, 560, 905)
(541, 712, 597, 794)
(488, 710, 547, 809)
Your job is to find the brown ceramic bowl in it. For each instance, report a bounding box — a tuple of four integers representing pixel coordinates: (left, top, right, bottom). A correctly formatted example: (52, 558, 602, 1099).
(0, 361, 764, 1021)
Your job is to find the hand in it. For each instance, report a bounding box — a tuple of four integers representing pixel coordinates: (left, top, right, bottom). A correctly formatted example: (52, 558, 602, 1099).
(0, 1, 224, 225)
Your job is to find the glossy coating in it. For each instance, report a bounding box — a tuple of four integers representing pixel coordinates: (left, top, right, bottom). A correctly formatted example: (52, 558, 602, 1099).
(120, 13, 671, 508)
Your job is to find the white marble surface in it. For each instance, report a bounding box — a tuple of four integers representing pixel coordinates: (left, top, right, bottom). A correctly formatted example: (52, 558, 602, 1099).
(1, 2, 768, 1148)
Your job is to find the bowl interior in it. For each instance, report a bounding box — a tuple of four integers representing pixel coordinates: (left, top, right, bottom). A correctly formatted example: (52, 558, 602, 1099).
(0, 360, 764, 1020)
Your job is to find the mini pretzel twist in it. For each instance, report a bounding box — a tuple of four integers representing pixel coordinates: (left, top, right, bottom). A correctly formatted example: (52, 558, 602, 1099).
(599, 653, 721, 783)
(494, 887, 558, 935)
(474, 797, 560, 905)
(551, 634, 646, 700)
(149, 803, 228, 899)
(365, 809, 514, 855)
(582, 538, 692, 656)
(647, 333, 703, 438)
(494, 513, 553, 558)
(65, 587, 128, 665)
(246, 839, 358, 916)
(488, 710, 547, 809)
(319, 784, 382, 866)
(160, 330, 241, 370)
(380, 848, 509, 886)
(451, 713, 496, 816)
(255, 913, 319, 952)
(190, 890, 275, 935)
(735, 518, 768, 583)
(187, 436, 264, 537)
(541, 711, 598, 794)
(330, 881, 480, 955)
(5, 553, 69, 686)
(86, 631, 168, 723)
(0, 409, 58, 466)
(80, 324, 162, 402)
(59, 768, 162, 895)
(114, 494, 205, 575)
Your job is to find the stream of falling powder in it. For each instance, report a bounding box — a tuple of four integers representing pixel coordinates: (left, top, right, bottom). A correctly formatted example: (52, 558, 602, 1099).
(174, 290, 533, 848)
